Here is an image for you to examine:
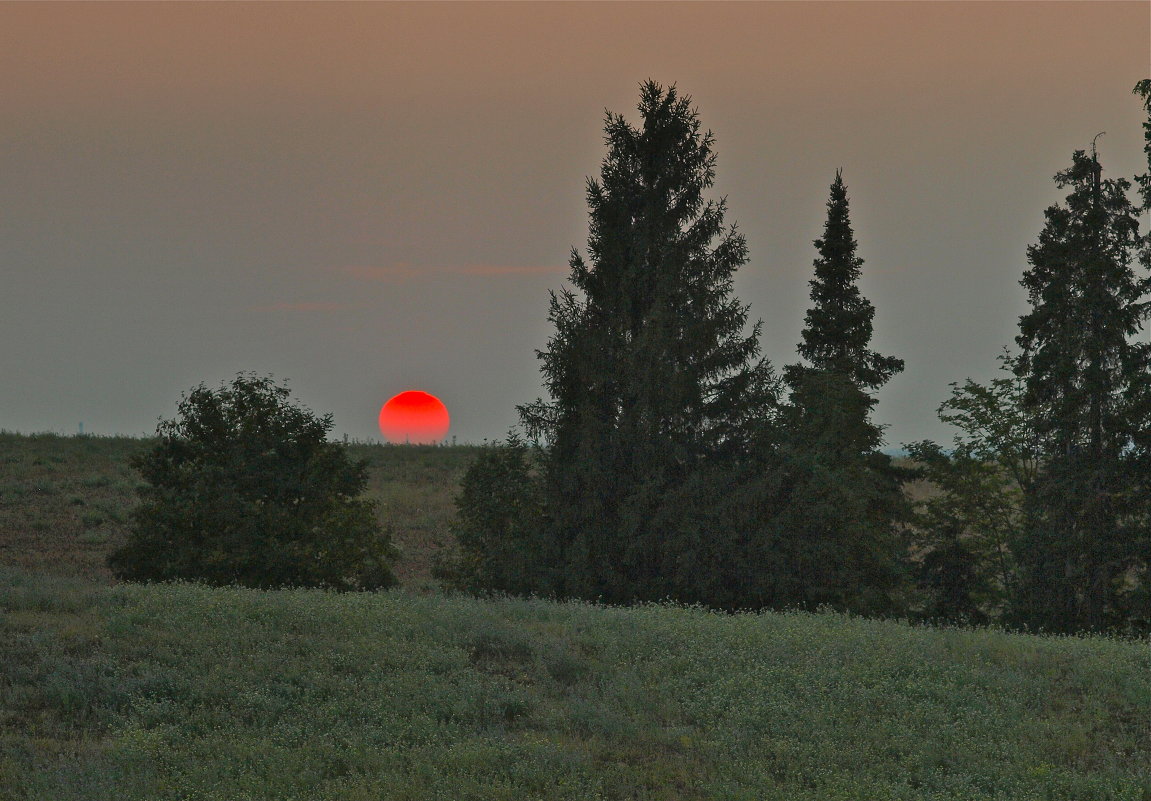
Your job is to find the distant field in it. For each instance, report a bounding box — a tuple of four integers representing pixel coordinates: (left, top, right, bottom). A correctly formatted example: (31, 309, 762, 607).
(0, 432, 482, 587)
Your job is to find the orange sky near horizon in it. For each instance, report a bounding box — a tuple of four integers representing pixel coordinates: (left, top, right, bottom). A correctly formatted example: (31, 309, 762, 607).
(4, 3, 1137, 111)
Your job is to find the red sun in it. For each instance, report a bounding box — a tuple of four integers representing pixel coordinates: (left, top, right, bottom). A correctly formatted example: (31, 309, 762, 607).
(378, 390, 450, 444)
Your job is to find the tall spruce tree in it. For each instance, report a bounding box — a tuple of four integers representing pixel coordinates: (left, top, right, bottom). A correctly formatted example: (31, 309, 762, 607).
(776, 170, 909, 614)
(518, 81, 777, 603)
(1013, 145, 1150, 632)
(1130, 80, 1151, 630)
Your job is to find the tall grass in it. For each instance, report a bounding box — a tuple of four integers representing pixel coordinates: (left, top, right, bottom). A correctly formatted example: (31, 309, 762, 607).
(0, 433, 148, 582)
(2, 566, 1148, 800)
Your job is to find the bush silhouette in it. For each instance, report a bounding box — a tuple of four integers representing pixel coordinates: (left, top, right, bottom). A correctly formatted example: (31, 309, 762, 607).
(109, 374, 396, 590)
(435, 434, 546, 595)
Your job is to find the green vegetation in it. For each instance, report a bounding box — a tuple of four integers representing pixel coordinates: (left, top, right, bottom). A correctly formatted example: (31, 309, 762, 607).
(436, 434, 545, 596)
(3, 76, 1150, 797)
(109, 374, 396, 591)
(514, 80, 780, 607)
(0, 430, 479, 588)
(3, 564, 1149, 800)
(451, 79, 1151, 633)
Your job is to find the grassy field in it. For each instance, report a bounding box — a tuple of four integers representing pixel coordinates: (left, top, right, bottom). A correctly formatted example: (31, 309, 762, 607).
(0, 431, 481, 587)
(1, 433, 1149, 799)
(3, 567, 1149, 800)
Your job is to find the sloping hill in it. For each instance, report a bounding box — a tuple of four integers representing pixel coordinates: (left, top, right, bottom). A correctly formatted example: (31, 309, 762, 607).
(2, 567, 1148, 800)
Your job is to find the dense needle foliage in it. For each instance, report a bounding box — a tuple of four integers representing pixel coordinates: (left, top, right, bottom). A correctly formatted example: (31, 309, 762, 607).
(514, 81, 778, 604)
(787, 170, 904, 391)
(910, 87, 1151, 633)
(776, 170, 909, 614)
(1134, 79, 1151, 212)
(1010, 146, 1151, 632)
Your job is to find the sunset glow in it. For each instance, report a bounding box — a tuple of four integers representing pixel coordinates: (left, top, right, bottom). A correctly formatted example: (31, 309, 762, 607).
(0, 3, 1145, 445)
(378, 391, 450, 444)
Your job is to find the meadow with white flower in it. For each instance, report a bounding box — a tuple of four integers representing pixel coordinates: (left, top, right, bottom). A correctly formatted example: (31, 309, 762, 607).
(3, 565, 1149, 799)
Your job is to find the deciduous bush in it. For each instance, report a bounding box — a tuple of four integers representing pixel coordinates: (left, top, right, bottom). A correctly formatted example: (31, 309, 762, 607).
(434, 434, 546, 595)
(108, 374, 396, 590)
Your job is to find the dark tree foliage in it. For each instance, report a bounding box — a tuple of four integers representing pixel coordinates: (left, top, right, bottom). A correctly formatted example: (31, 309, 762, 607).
(109, 374, 396, 591)
(516, 81, 778, 603)
(761, 373, 908, 615)
(1130, 80, 1151, 628)
(931, 353, 1042, 493)
(776, 172, 909, 615)
(434, 434, 547, 596)
(629, 438, 788, 610)
(905, 441, 1017, 626)
(1013, 147, 1150, 632)
(904, 354, 1038, 625)
(1134, 79, 1151, 212)
(787, 170, 904, 390)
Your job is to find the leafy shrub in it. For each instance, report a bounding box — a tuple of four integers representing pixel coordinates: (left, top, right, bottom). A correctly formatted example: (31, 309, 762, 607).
(434, 434, 546, 595)
(108, 374, 396, 590)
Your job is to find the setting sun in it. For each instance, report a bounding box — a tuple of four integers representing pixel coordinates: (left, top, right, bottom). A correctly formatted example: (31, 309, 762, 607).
(378, 390, 450, 444)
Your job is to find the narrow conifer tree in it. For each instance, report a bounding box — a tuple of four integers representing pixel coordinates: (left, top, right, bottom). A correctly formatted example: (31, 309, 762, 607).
(789, 170, 904, 391)
(1013, 145, 1150, 631)
(776, 170, 908, 614)
(518, 81, 776, 602)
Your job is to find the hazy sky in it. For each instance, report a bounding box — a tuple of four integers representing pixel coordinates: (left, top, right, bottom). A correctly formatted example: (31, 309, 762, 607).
(3, 2, 1148, 447)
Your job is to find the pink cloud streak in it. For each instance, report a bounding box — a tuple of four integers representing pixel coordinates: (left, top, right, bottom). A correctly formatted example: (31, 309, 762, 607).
(249, 301, 347, 313)
(334, 263, 566, 282)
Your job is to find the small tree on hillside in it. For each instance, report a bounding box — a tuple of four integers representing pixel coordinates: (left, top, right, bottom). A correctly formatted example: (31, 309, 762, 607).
(905, 354, 1041, 624)
(109, 374, 396, 590)
(435, 434, 547, 595)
